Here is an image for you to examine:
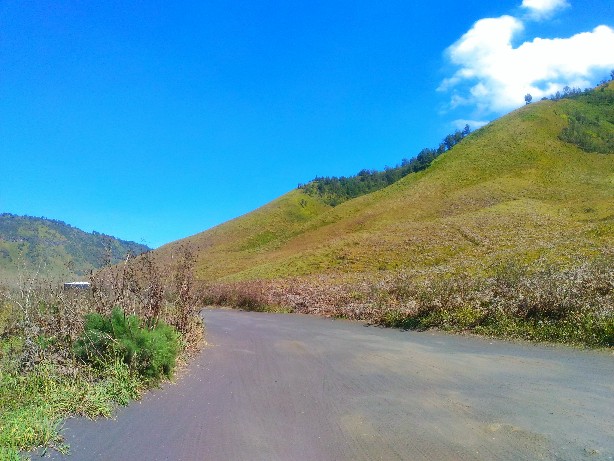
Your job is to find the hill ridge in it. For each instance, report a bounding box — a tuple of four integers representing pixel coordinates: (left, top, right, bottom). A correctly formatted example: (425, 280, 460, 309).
(155, 81, 614, 282)
(0, 213, 150, 283)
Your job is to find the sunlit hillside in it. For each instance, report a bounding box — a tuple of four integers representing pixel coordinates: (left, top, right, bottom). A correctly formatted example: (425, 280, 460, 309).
(0, 214, 150, 284)
(155, 82, 614, 284)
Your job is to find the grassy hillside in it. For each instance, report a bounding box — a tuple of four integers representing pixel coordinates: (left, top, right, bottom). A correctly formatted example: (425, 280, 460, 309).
(0, 214, 150, 284)
(157, 82, 614, 283)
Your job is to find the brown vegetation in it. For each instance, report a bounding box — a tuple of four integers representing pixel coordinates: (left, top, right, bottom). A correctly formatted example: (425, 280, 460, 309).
(1, 245, 202, 374)
(200, 255, 614, 347)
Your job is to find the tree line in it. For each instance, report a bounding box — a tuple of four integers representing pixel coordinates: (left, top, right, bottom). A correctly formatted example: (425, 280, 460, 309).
(558, 83, 614, 154)
(298, 125, 471, 206)
(524, 70, 614, 104)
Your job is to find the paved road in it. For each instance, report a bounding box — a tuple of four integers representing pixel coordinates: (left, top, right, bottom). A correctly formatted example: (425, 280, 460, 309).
(42, 308, 614, 460)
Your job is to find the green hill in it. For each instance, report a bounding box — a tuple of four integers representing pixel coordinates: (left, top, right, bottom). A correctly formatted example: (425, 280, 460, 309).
(0, 214, 150, 284)
(157, 82, 614, 284)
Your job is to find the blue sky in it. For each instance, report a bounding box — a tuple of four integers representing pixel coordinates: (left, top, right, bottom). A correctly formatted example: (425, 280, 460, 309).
(2, 0, 613, 248)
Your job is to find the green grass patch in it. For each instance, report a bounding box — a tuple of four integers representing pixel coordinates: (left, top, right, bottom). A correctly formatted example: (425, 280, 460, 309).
(74, 308, 180, 382)
(475, 311, 614, 346)
(381, 308, 614, 348)
(0, 356, 142, 459)
(0, 308, 182, 459)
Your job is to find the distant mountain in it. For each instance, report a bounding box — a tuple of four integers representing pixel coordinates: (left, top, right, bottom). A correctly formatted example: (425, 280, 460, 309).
(0, 214, 150, 283)
(155, 81, 614, 283)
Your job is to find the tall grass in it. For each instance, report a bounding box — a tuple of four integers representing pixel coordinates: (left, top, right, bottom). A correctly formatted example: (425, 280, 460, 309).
(201, 255, 614, 348)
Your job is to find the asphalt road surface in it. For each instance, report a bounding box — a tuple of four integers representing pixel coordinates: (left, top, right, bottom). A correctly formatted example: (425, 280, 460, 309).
(40, 308, 614, 460)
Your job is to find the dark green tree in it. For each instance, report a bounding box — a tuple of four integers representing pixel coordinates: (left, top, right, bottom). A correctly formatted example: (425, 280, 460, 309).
(300, 125, 474, 206)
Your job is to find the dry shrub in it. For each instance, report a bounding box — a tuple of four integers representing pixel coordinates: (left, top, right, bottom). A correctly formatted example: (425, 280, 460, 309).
(1, 245, 203, 371)
(1, 275, 91, 372)
(200, 255, 613, 345)
(489, 258, 614, 319)
(200, 280, 270, 311)
(172, 246, 198, 335)
(89, 246, 200, 337)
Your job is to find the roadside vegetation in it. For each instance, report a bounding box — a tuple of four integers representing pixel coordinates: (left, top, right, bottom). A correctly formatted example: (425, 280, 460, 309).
(0, 247, 202, 459)
(201, 254, 613, 348)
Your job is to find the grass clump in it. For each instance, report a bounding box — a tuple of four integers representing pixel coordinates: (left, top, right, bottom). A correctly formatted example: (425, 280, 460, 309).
(0, 356, 142, 459)
(74, 308, 179, 382)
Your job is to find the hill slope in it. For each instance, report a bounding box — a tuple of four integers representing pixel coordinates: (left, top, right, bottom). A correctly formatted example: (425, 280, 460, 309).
(157, 82, 614, 283)
(0, 214, 150, 283)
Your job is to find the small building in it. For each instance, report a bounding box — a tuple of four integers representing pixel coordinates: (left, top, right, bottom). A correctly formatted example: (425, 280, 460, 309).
(63, 281, 91, 290)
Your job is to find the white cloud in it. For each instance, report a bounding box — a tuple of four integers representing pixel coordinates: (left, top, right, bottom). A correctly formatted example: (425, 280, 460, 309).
(521, 0, 569, 19)
(440, 12, 614, 114)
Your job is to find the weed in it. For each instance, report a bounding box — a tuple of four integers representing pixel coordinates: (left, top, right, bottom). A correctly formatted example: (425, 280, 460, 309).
(74, 308, 180, 382)
(0, 356, 142, 458)
(202, 256, 614, 348)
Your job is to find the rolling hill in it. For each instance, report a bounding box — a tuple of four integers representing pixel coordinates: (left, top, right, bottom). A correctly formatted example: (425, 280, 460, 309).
(156, 82, 614, 285)
(0, 214, 150, 284)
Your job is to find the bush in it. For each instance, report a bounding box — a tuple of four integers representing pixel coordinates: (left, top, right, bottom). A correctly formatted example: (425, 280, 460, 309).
(202, 256, 614, 348)
(200, 280, 271, 311)
(74, 308, 180, 381)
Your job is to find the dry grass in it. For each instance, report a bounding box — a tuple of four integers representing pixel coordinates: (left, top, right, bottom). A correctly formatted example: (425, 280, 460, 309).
(200, 254, 614, 348)
(89, 246, 201, 339)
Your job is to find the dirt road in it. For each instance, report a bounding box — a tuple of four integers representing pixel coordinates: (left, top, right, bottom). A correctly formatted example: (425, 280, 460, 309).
(43, 308, 614, 460)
